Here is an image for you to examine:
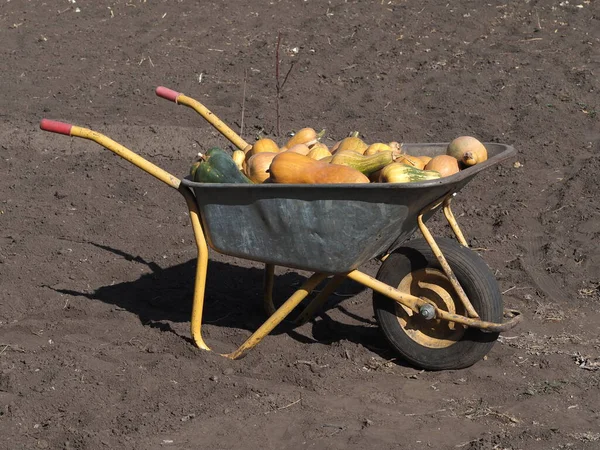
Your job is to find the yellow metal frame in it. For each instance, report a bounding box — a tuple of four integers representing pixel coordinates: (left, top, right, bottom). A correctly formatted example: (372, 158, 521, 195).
(169, 92, 251, 152)
(44, 92, 521, 359)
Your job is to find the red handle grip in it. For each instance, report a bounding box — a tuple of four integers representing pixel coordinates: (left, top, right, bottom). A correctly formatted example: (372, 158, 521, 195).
(40, 119, 73, 135)
(156, 86, 181, 103)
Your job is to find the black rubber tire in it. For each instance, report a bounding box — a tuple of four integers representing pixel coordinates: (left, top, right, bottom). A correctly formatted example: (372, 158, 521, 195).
(373, 238, 503, 370)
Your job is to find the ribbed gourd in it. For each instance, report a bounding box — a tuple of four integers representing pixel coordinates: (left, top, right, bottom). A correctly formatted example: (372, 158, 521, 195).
(192, 147, 253, 184)
(329, 150, 397, 175)
(378, 163, 441, 183)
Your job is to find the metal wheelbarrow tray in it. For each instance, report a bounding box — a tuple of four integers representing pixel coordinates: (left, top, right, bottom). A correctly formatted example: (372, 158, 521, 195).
(185, 142, 507, 274)
(40, 86, 522, 371)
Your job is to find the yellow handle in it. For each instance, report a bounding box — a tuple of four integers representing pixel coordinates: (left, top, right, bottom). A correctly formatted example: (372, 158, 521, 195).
(40, 119, 181, 189)
(156, 86, 251, 151)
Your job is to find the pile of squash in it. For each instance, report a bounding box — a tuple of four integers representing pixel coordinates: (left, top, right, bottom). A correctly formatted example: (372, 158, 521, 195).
(190, 128, 488, 185)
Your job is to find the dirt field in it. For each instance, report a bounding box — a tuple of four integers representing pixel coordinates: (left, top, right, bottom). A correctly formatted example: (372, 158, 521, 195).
(1, 1, 599, 449)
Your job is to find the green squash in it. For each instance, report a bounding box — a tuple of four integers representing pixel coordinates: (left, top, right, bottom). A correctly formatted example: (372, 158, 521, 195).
(192, 147, 252, 184)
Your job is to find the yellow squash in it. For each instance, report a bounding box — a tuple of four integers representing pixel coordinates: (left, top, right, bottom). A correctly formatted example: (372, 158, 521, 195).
(330, 150, 398, 175)
(269, 152, 370, 184)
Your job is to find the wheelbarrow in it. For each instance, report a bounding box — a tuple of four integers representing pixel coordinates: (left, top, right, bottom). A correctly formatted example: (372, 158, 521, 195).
(40, 86, 522, 370)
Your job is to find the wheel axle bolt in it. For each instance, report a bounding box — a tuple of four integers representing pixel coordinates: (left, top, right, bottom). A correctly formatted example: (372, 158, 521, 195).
(419, 304, 436, 320)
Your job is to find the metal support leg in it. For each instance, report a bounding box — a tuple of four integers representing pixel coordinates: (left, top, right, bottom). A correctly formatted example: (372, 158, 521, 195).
(295, 275, 346, 325)
(180, 187, 212, 351)
(223, 273, 328, 360)
(263, 264, 276, 316)
(443, 197, 468, 247)
(346, 270, 522, 332)
(417, 209, 480, 319)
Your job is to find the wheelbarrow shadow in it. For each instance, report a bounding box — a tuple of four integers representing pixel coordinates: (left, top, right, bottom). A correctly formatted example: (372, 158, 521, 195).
(52, 242, 396, 359)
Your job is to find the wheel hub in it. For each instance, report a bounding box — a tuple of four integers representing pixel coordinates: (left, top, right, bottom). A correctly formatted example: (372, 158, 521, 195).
(396, 268, 466, 348)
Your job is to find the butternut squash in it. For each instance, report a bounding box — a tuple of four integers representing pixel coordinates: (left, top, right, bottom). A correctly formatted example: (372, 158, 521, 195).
(269, 152, 370, 184)
(424, 155, 460, 177)
(334, 132, 368, 154)
(396, 154, 426, 170)
(446, 136, 488, 166)
(330, 150, 397, 175)
(330, 140, 342, 153)
(245, 152, 278, 183)
(417, 155, 433, 166)
(364, 143, 392, 155)
(232, 150, 246, 171)
(246, 138, 280, 159)
(281, 128, 324, 150)
(307, 143, 332, 160)
(309, 141, 329, 152)
(285, 143, 312, 155)
(369, 168, 383, 183)
(378, 163, 442, 183)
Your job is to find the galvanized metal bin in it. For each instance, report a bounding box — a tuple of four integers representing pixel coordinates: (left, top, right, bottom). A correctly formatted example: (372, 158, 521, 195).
(183, 143, 515, 273)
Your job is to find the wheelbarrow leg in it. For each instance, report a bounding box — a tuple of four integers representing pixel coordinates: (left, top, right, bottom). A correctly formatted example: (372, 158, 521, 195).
(418, 196, 480, 319)
(264, 268, 346, 326)
(223, 273, 328, 360)
(443, 196, 468, 247)
(294, 275, 346, 325)
(179, 187, 212, 351)
(263, 264, 276, 316)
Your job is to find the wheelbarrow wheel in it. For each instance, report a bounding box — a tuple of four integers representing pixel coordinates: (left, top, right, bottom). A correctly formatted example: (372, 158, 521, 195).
(373, 237, 502, 370)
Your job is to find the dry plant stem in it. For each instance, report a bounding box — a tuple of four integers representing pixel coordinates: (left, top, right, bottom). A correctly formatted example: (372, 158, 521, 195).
(275, 31, 296, 137)
(240, 67, 247, 137)
(276, 32, 281, 136)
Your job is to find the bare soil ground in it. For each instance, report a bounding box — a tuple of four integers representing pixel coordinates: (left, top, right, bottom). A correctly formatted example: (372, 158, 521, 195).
(1, 1, 599, 449)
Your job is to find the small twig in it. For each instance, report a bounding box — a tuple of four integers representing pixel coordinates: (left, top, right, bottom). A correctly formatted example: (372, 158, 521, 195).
(277, 398, 301, 410)
(551, 204, 570, 213)
(535, 8, 542, 30)
(311, 288, 355, 297)
(280, 59, 297, 91)
(204, 311, 234, 324)
(489, 410, 520, 424)
(240, 67, 247, 137)
(323, 424, 346, 437)
(497, 335, 520, 342)
(327, 426, 346, 437)
(0, 344, 24, 355)
(275, 32, 282, 136)
(502, 286, 531, 294)
(265, 397, 302, 414)
(295, 360, 330, 370)
(274, 32, 297, 137)
(404, 408, 447, 417)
